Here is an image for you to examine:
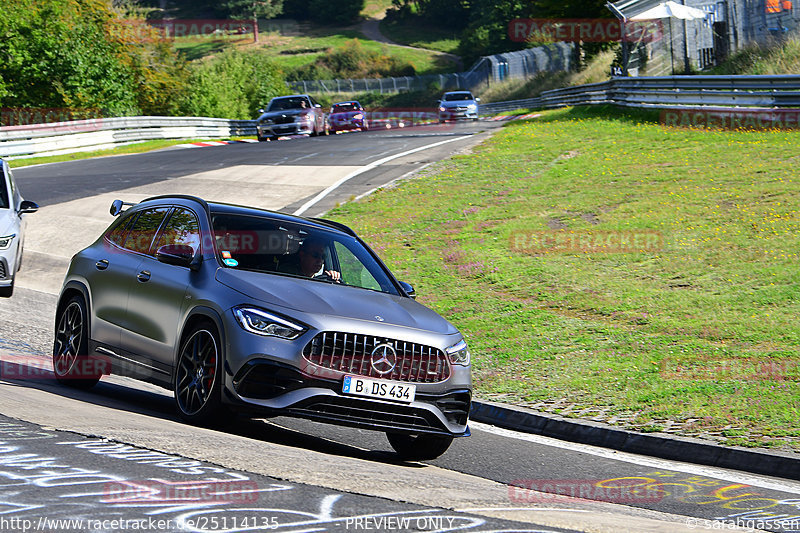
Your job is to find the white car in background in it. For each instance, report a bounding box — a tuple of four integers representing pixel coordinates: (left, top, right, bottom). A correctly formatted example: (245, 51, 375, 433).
(0, 159, 38, 297)
(437, 91, 480, 122)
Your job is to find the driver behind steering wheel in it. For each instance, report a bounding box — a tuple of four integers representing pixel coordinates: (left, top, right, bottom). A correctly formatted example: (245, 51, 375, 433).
(296, 236, 341, 282)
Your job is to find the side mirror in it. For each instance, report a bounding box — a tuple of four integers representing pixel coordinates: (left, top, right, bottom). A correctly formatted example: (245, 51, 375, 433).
(314, 104, 321, 108)
(258, 108, 265, 114)
(156, 244, 197, 269)
(475, 97, 481, 103)
(398, 281, 416, 299)
(18, 200, 38, 214)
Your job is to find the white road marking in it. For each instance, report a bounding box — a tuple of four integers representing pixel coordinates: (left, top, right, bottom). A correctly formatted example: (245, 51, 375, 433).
(470, 421, 800, 495)
(292, 136, 471, 216)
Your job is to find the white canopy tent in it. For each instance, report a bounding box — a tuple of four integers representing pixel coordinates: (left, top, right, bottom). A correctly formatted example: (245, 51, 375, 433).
(629, 1, 708, 21)
(626, 1, 707, 74)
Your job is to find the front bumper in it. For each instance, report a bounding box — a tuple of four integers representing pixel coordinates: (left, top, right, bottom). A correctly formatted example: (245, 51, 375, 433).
(0, 253, 14, 284)
(227, 359, 471, 437)
(439, 108, 478, 121)
(258, 122, 314, 137)
(330, 119, 365, 132)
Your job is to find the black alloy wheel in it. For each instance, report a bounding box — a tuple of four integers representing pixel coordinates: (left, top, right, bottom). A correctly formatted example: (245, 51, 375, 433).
(53, 295, 100, 389)
(174, 323, 228, 424)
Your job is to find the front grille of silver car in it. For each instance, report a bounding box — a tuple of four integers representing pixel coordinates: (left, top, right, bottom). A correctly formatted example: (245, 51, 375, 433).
(303, 332, 451, 383)
(0, 261, 6, 279)
(275, 115, 293, 124)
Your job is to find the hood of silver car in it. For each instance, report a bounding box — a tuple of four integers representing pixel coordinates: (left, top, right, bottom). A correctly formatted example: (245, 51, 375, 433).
(216, 268, 458, 335)
(258, 110, 304, 121)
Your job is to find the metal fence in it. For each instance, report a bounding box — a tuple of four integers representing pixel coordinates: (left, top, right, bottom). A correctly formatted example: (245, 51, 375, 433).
(286, 43, 574, 95)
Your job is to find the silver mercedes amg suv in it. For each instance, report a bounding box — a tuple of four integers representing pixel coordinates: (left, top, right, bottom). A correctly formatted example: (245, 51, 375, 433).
(53, 195, 471, 459)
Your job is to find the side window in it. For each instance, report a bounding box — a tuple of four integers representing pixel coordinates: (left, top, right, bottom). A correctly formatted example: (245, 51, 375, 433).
(104, 211, 137, 247)
(155, 208, 201, 254)
(0, 168, 8, 209)
(123, 207, 169, 255)
(334, 241, 380, 291)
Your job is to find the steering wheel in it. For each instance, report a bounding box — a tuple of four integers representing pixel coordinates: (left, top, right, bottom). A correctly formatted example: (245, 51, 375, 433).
(313, 271, 341, 283)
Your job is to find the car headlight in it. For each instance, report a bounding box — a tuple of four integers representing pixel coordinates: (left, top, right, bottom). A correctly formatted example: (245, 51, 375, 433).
(446, 340, 470, 366)
(259, 118, 273, 125)
(233, 307, 307, 339)
(296, 113, 313, 123)
(439, 106, 446, 112)
(467, 104, 477, 110)
(353, 113, 363, 120)
(0, 234, 16, 250)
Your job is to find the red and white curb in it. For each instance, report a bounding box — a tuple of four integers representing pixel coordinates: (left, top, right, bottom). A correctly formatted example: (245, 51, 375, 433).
(487, 113, 542, 122)
(174, 139, 259, 148)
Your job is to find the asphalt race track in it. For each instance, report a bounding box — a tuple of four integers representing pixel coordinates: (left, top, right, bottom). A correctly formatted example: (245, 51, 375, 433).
(1, 123, 798, 532)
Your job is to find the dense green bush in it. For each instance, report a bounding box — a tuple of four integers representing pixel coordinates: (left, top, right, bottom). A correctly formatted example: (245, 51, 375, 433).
(0, 0, 191, 118)
(180, 50, 288, 119)
(0, 0, 290, 122)
(288, 39, 415, 80)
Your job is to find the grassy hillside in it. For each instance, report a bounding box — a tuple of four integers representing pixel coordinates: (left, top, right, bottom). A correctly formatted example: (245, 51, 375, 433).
(712, 36, 800, 74)
(175, 27, 456, 76)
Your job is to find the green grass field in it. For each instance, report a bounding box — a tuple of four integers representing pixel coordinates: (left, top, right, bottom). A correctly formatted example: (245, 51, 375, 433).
(378, 19, 461, 55)
(174, 27, 457, 75)
(328, 106, 800, 449)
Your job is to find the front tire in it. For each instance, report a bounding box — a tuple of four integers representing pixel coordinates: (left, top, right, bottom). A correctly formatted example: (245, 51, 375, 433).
(174, 323, 229, 425)
(53, 295, 100, 389)
(386, 433, 454, 461)
(0, 279, 13, 298)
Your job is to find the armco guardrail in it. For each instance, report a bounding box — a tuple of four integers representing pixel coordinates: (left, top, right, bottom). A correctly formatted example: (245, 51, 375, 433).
(0, 116, 255, 158)
(478, 75, 800, 116)
(540, 75, 800, 111)
(479, 98, 543, 115)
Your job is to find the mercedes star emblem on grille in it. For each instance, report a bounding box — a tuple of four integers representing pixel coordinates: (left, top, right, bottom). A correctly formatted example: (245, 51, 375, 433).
(370, 344, 397, 375)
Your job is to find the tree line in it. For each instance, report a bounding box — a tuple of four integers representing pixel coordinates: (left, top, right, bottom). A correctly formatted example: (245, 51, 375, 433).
(0, 0, 288, 122)
(388, 0, 611, 64)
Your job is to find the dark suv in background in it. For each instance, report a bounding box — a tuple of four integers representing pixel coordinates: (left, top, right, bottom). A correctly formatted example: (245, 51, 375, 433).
(53, 195, 472, 459)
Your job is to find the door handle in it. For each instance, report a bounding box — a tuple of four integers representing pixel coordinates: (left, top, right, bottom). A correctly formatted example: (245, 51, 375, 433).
(95, 259, 109, 270)
(137, 270, 151, 282)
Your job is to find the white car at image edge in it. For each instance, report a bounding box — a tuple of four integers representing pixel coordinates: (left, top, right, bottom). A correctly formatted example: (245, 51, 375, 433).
(0, 159, 38, 297)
